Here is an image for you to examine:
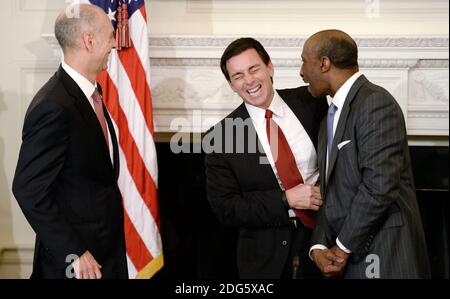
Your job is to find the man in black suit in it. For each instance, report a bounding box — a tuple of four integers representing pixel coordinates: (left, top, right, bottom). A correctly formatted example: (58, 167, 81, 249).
(301, 29, 430, 278)
(12, 3, 128, 279)
(204, 38, 328, 278)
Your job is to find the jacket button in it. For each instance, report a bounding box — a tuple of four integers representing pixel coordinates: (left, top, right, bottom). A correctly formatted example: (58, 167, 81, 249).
(282, 240, 288, 246)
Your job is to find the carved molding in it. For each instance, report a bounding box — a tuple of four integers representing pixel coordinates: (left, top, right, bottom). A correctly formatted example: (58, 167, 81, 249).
(417, 59, 449, 68)
(43, 34, 449, 53)
(151, 58, 421, 68)
(148, 36, 449, 48)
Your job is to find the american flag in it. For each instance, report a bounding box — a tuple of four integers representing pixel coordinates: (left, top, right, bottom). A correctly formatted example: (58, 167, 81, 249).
(79, 0, 163, 278)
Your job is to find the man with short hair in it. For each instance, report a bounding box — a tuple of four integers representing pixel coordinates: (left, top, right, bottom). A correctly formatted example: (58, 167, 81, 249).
(301, 29, 431, 278)
(205, 37, 328, 278)
(12, 3, 128, 279)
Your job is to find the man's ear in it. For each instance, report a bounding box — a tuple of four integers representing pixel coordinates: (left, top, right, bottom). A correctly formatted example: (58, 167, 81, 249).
(320, 56, 331, 72)
(267, 60, 274, 77)
(81, 32, 94, 52)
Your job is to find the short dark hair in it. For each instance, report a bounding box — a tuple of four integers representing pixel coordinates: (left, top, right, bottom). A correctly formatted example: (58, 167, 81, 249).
(220, 38, 271, 81)
(317, 36, 358, 69)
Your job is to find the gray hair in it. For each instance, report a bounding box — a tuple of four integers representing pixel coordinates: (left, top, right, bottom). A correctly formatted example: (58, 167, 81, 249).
(54, 4, 102, 52)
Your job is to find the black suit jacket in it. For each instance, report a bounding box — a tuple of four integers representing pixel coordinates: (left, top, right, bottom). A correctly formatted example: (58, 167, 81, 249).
(205, 86, 327, 278)
(313, 75, 431, 278)
(12, 66, 128, 278)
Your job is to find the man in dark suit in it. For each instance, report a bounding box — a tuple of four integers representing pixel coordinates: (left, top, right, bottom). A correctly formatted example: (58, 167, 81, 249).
(12, 4, 128, 279)
(204, 38, 328, 278)
(301, 29, 431, 278)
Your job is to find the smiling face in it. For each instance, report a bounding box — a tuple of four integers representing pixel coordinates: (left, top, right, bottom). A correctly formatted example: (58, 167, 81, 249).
(226, 48, 275, 109)
(93, 13, 116, 73)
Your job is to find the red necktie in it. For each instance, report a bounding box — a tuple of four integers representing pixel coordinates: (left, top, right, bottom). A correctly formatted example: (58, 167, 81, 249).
(265, 109, 316, 229)
(92, 89, 109, 147)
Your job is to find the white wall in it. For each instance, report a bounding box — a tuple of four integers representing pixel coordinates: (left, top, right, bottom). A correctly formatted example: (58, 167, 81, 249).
(0, 0, 448, 277)
(148, 0, 449, 36)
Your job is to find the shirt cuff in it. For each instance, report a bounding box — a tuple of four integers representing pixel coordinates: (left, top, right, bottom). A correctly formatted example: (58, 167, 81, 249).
(309, 244, 328, 260)
(336, 237, 352, 254)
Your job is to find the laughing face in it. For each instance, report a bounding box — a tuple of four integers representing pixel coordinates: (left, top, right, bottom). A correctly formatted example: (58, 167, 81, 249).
(226, 48, 275, 109)
(93, 12, 116, 73)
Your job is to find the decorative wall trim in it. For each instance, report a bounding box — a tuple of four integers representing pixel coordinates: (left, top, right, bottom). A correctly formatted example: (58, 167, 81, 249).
(0, 247, 33, 279)
(149, 58, 423, 68)
(147, 36, 449, 48)
(43, 35, 449, 136)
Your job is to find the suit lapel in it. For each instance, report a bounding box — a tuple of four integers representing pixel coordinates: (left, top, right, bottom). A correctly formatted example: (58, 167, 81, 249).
(103, 102, 120, 180)
(235, 103, 265, 155)
(318, 120, 328, 195)
(233, 103, 276, 179)
(56, 66, 114, 172)
(326, 75, 368, 183)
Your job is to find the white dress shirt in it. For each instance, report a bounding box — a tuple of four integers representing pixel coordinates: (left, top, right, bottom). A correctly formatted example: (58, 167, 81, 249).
(61, 61, 114, 164)
(310, 72, 363, 258)
(245, 90, 319, 218)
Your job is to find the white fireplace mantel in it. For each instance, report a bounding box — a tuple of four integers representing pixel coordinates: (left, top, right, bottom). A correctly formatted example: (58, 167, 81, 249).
(43, 35, 449, 137)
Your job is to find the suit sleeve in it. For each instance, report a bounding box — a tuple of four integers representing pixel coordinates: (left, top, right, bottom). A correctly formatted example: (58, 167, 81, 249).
(337, 92, 408, 253)
(12, 101, 87, 266)
(205, 151, 289, 228)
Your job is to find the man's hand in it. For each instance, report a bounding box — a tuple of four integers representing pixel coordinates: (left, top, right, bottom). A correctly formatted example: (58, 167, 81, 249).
(285, 184, 323, 211)
(312, 247, 348, 278)
(72, 250, 102, 279)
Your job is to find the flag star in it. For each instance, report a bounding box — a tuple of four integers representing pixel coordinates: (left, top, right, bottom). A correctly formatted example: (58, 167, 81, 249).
(108, 7, 116, 22)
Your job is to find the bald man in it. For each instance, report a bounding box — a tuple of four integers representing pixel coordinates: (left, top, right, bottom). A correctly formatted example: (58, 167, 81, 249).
(12, 4, 128, 279)
(300, 29, 431, 278)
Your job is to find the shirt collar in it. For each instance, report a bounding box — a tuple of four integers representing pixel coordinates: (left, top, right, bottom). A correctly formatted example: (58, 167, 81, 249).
(61, 61, 96, 100)
(331, 71, 362, 110)
(245, 90, 285, 125)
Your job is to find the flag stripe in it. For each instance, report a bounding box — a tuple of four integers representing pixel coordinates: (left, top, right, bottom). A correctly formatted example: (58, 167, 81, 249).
(117, 46, 154, 134)
(99, 72, 160, 228)
(89, 0, 163, 278)
(98, 72, 156, 270)
(118, 143, 162, 257)
(126, 255, 138, 278)
(108, 52, 158, 186)
(128, 10, 153, 97)
(140, 5, 147, 21)
(124, 211, 154, 270)
(109, 115, 162, 257)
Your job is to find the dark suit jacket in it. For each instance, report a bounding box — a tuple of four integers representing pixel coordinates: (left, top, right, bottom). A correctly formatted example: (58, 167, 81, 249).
(12, 66, 128, 279)
(205, 86, 327, 278)
(313, 75, 431, 278)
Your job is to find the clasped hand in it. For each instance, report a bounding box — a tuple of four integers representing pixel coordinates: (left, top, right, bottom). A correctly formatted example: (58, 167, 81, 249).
(285, 184, 323, 211)
(312, 245, 349, 278)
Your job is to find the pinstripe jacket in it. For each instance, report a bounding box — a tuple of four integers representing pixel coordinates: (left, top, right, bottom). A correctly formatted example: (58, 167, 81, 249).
(312, 75, 431, 278)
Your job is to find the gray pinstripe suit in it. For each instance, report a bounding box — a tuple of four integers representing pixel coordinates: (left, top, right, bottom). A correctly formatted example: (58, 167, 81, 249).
(312, 75, 431, 278)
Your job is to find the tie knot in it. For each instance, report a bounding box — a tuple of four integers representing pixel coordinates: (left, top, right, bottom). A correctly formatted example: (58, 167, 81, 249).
(265, 109, 273, 119)
(92, 89, 102, 103)
(328, 103, 338, 115)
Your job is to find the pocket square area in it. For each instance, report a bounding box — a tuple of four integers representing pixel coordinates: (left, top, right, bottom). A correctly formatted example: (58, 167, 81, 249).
(337, 140, 351, 150)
